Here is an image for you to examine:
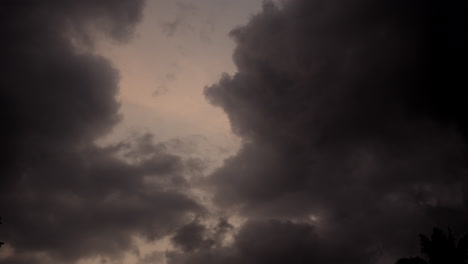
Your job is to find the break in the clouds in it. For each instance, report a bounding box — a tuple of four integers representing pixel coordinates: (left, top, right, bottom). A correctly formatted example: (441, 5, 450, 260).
(168, 0, 468, 263)
(0, 1, 206, 263)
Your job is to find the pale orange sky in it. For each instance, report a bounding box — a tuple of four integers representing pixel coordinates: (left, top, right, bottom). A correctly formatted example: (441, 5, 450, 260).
(96, 0, 265, 171)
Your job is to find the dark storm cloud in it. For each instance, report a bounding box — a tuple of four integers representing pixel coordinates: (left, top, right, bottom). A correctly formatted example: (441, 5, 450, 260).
(173, 0, 468, 263)
(0, 1, 203, 263)
(167, 219, 372, 264)
(1, 141, 203, 263)
(171, 219, 213, 252)
(170, 217, 233, 253)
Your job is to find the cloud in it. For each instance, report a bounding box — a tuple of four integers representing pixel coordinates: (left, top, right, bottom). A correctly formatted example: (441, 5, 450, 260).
(167, 219, 373, 264)
(179, 0, 468, 262)
(170, 217, 233, 253)
(171, 219, 213, 252)
(160, 1, 216, 43)
(0, 1, 204, 263)
(161, 2, 198, 37)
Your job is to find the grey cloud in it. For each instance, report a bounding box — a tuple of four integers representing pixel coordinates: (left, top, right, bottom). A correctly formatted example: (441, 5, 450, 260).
(167, 220, 373, 264)
(0, 135, 203, 263)
(171, 219, 214, 252)
(0, 1, 203, 263)
(136, 251, 166, 264)
(191, 0, 468, 263)
(170, 217, 233, 254)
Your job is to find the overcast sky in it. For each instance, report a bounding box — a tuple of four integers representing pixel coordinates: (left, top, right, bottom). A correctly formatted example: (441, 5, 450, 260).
(1, 1, 467, 264)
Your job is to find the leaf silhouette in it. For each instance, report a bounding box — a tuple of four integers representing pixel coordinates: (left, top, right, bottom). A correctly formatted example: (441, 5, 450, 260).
(397, 228, 468, 264)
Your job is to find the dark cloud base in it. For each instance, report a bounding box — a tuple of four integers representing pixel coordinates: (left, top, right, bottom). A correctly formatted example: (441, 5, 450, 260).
(172, 0, 468, 263)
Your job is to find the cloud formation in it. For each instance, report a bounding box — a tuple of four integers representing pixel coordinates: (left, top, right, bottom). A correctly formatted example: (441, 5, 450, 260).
(168, 0, 468, 263)
(168, 219, 374, 264)
(0, 1, 204, 263)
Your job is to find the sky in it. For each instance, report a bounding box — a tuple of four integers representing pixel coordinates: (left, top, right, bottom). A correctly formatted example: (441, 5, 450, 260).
(97, 0, 265, 169)
(1, 1, 467, 264)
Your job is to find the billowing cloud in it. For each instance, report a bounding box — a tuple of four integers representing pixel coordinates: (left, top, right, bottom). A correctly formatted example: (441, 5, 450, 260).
(174, 0, 468, 263)
(0, 1, 204, 263)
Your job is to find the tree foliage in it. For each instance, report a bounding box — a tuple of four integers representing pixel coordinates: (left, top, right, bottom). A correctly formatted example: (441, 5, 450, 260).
(397, 228, 468, 264)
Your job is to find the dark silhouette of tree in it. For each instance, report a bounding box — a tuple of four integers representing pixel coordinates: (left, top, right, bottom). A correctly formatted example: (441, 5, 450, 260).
(397, 228, 468, 264)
